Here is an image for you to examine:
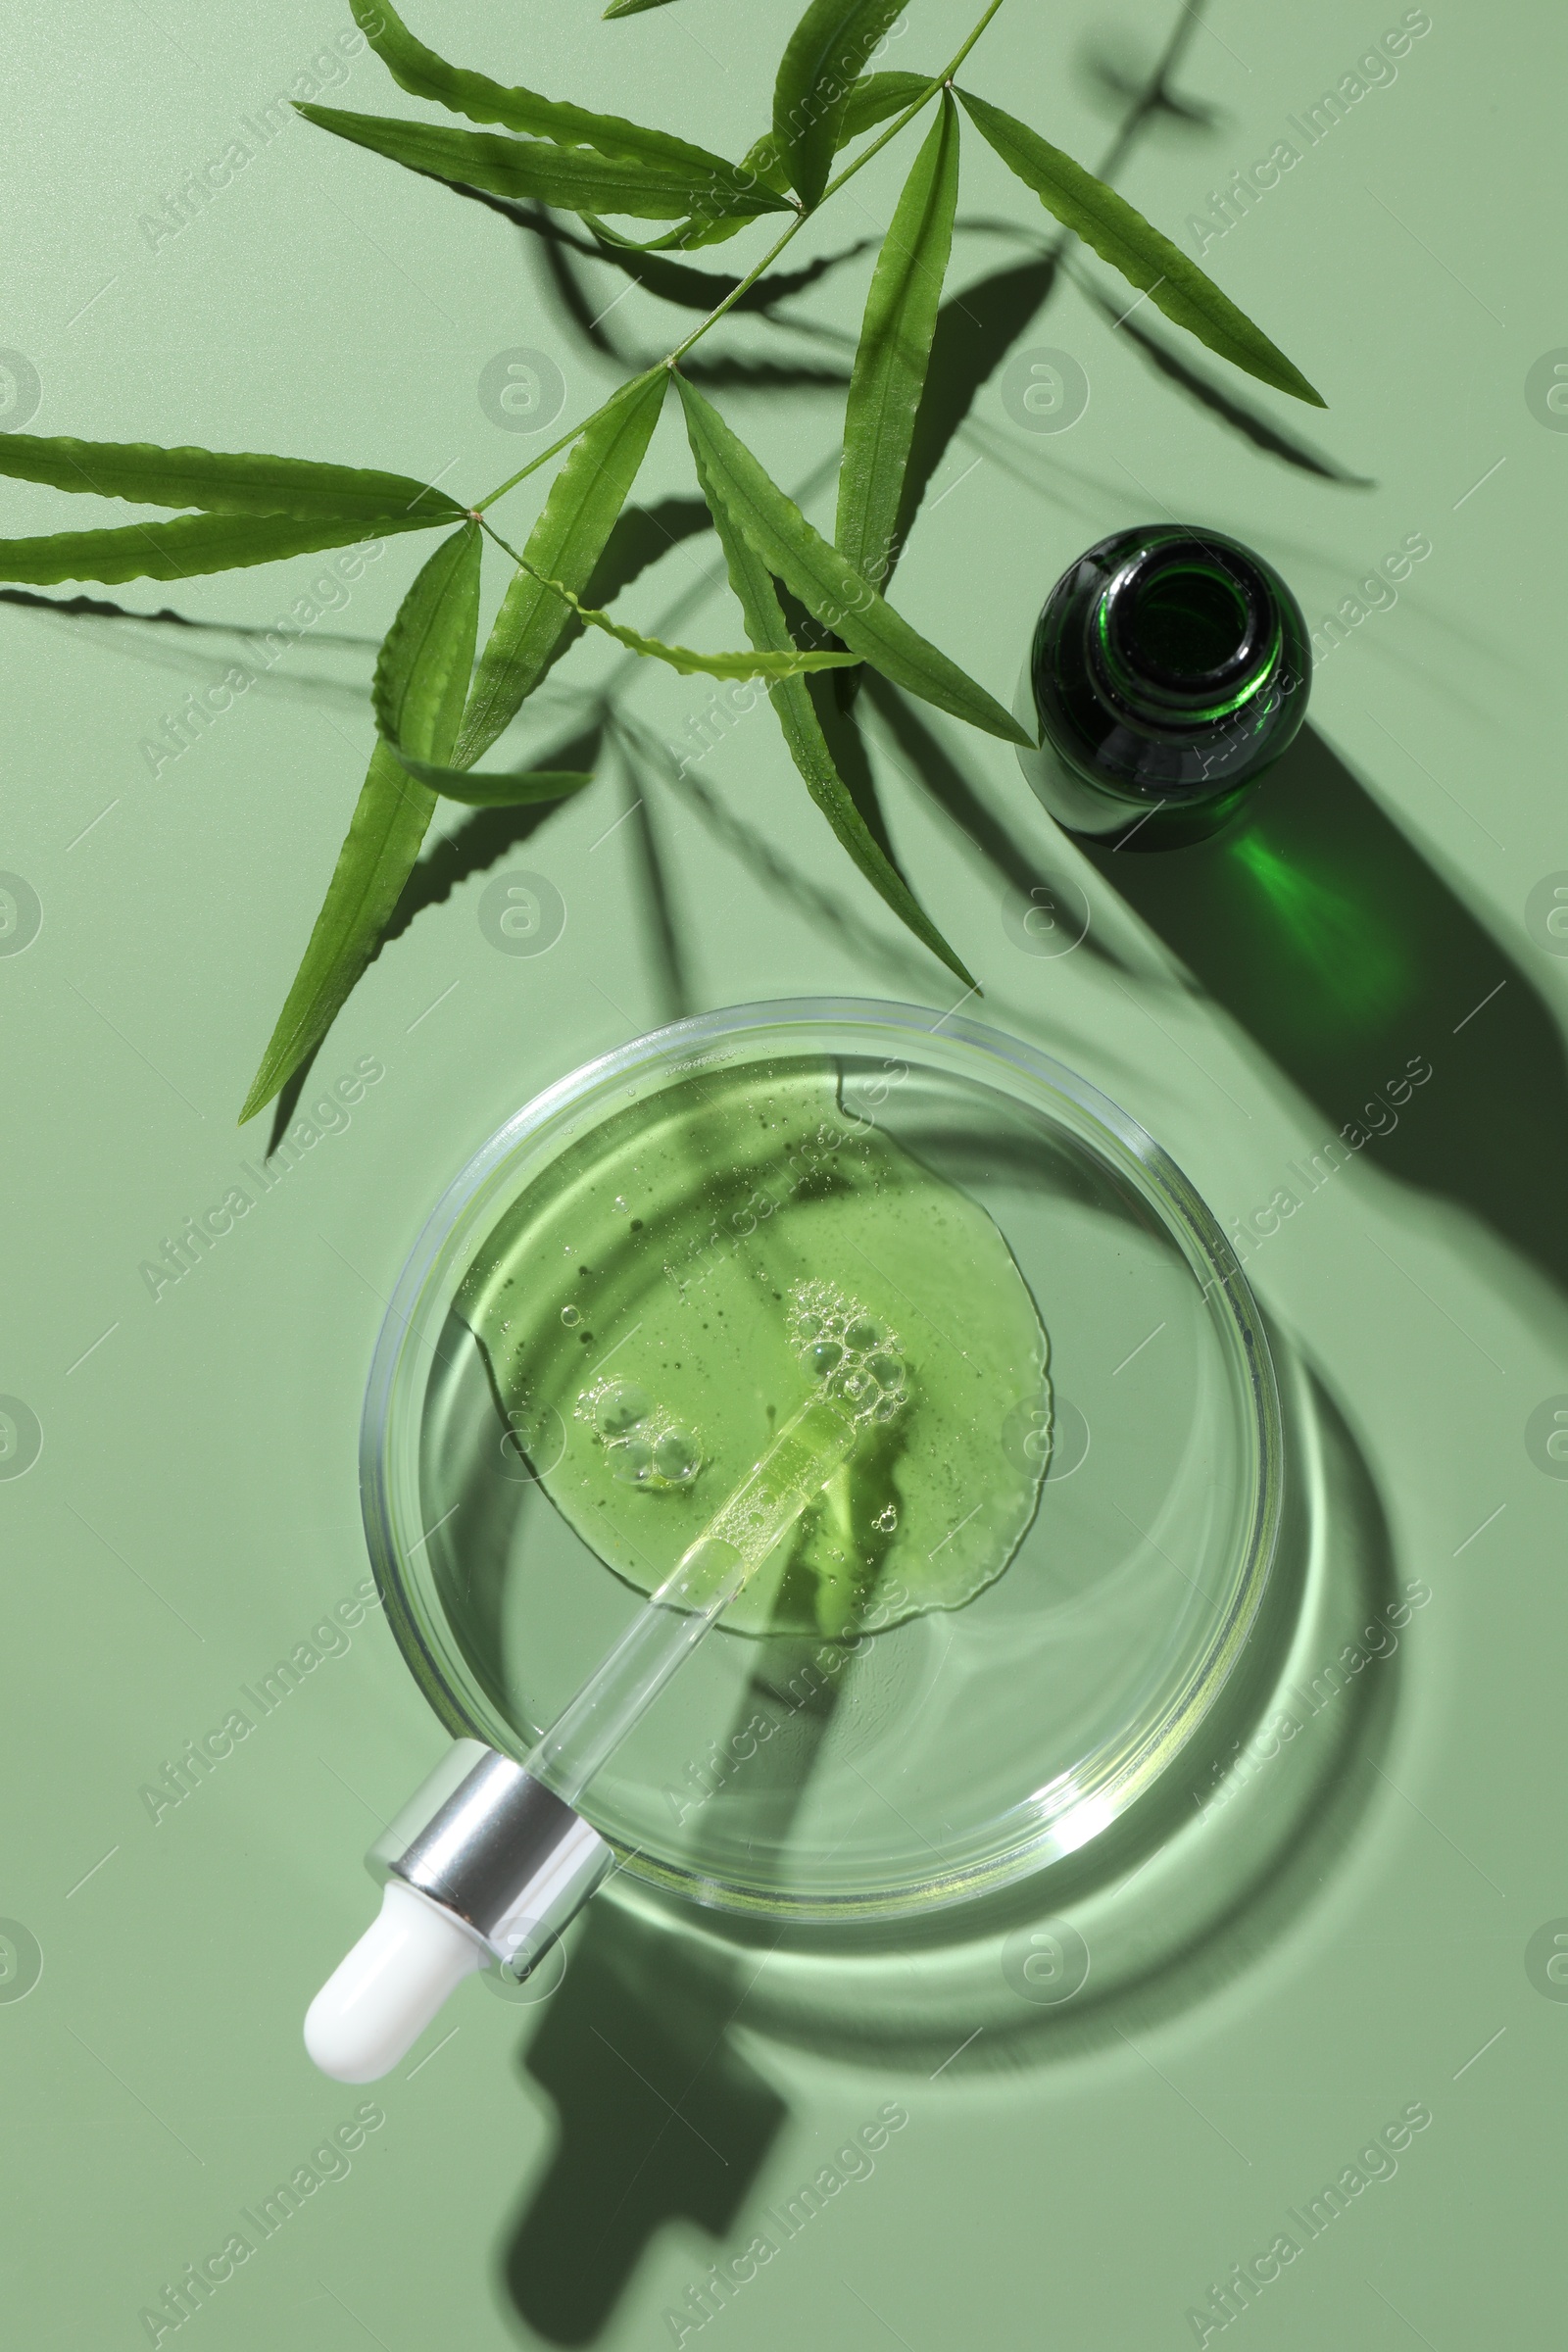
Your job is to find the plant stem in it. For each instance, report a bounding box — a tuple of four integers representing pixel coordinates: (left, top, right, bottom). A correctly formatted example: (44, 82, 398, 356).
(476, 514, 533, 572)
(473, 411, 607, 514)
(474, 0, 1010, 514)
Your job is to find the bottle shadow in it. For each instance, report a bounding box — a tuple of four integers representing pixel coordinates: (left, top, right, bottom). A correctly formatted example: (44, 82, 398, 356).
(1079, 722, 1568, 1313)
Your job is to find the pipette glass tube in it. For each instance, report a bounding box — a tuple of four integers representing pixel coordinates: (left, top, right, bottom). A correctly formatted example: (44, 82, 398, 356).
(527, 1392, 880, 1806)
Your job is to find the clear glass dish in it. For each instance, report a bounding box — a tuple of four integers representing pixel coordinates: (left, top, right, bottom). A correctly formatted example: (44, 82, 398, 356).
(361, 1000, 1282, 1924)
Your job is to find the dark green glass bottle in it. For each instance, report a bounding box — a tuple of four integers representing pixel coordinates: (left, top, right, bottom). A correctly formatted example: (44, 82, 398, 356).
(1017, 524, 1311, 849)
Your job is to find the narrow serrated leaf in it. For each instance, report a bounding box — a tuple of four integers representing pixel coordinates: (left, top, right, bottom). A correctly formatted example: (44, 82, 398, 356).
(353, 0, 765, 192)
(298, 103, 792, 224)
(0, 509, 438, 588)
(390, 760, 594, 805)
(686, 415, 973, 987)
(841, 71, 939, 142)
(675, 374, 1029, 746)
(564, 75, 934, 260)
(836, 90, 958, 591)
(588, 75, 927, 254)
(773, 0, 907, 209)
(582, 205, 775, 256)
(581, 210, 757, 256)
(239, 524, 480, 1121)
(956, 88, 1326, 407)
(457, 369, 668, 767)
(238, 744, 433, 1125)
(0, 429, 463, 522)
(373, 519, 482, 758)
(732, 71, 934, 194)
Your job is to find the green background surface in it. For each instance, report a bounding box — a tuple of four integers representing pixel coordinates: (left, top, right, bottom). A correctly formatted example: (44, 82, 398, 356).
(3, 1, 1565, 2344)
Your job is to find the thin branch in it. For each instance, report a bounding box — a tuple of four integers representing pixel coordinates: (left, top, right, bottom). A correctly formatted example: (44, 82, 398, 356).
(474, 0, 1013, 512)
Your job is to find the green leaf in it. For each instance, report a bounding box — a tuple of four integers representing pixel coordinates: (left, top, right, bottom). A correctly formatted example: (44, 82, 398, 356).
(0, 509, 439, 588)
(726, 71, 935, 196)
(239, 523, 481, 1121)
(604, 0, 680, 15)
(585, 76, 927, 254)
(457, 371, 668, 767)
(956, 89, 1326, 407)
(840, 70, 940, 143)
(390, 760, 594, 806)
(239, 742, 434, 1124)
(581, 210, 759, 257)
(372, 518, 482, 760)
(674, 374, 1030, 747)
(298, 103, 792, 225)
(836, 90, 959, 592)
(686, 405, 973, 988)
(0, 429, 464, 522)
(773, 0, 907, 210)
(353, 0, 767, 193)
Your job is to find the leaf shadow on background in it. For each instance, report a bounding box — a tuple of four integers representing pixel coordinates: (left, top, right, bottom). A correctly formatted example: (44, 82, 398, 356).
(639, 725, 974, 998)
(668, 353, 854, 393)
(860, 670, 1133, 975)
(3, 583, 383, 717)
(1084, 725, 1568, 1321)
(888, 252, 1062, 580)
(266, 1051, 324, 1157)
(0, 583, 377, 649)
(586, 497, 714, 607)
(442, 180, 877, 319)
(527, 208, 853, 390)
(1075, 30, 1227, 140)
(1078, 0, 1223, 180)
(1073, 271, 1375, 485)
(619, 752, 694, 1022)
(380, 720, 607, 952)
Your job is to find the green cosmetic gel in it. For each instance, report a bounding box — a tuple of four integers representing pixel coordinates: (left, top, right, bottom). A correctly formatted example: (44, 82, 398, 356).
(456, 1059, 1051, 1638)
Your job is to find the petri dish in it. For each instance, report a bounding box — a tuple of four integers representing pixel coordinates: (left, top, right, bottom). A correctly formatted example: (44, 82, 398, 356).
(362, 1001, 1281, 1924)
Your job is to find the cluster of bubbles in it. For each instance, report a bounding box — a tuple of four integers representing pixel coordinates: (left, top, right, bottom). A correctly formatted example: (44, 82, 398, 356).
(577, 1378, 704, 1492)
(786, 1281, 908, 1428)
(574, 1285, 906, 1495)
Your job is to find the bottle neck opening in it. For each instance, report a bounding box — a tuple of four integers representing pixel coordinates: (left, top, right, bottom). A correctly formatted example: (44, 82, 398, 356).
(1092, 538, 1279, 725)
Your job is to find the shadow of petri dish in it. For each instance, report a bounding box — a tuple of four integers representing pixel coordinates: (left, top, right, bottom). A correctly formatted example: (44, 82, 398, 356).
(592, 1343, 1333, 2070)
(648, 1340, 1399, 2073)
(363, 1001, 1283, 1931)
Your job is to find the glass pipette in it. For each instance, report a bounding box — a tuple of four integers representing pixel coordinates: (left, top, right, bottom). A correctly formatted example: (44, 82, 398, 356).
(305, 1298, 906, 2080)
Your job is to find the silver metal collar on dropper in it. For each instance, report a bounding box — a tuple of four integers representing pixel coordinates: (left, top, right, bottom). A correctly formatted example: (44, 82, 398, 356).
(370, 1740, 612, 1972)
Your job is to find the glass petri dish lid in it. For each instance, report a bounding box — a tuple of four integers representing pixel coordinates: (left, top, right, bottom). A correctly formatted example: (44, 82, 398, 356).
(362, 1001, 1282, 1924)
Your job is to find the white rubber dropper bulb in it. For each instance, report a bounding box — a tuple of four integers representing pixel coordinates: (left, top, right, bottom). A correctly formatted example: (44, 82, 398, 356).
(304, 1882, 485, 2083)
